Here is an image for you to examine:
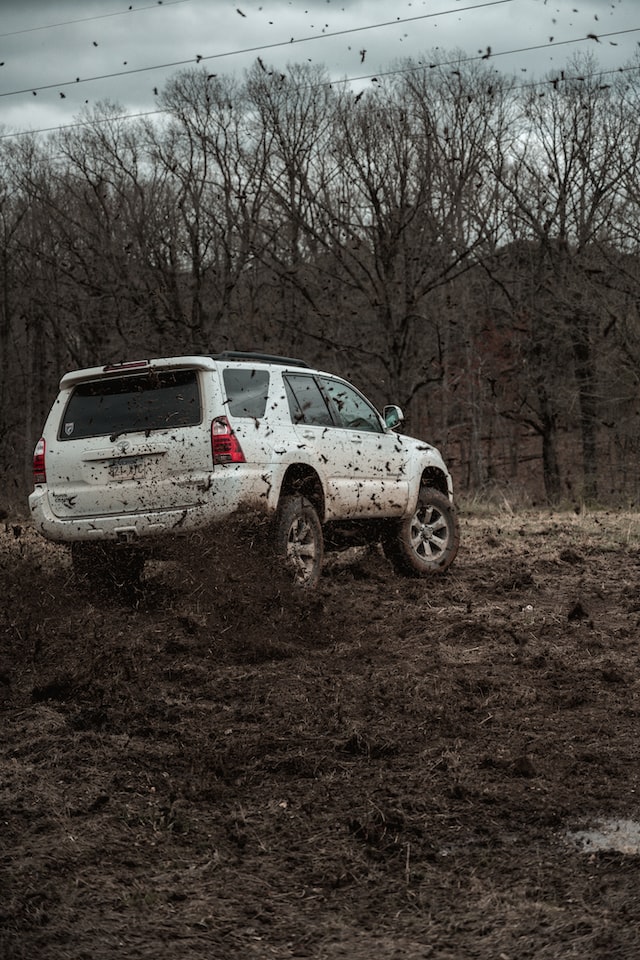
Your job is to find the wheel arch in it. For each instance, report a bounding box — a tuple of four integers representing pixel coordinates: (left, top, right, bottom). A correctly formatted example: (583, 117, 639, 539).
(420, 466, 450, 499)
(278, 464, 326, 521)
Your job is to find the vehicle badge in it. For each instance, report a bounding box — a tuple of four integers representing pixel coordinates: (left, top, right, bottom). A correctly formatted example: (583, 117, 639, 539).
(117, 440, 130, 454)
(64, 422, 74, 436)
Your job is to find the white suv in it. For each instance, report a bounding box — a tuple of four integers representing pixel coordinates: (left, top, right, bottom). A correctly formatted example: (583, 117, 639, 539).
(29, 352, 459, 587)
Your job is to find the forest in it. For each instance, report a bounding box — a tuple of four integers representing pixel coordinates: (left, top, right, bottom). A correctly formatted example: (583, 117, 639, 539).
(2, 49, 640, 509)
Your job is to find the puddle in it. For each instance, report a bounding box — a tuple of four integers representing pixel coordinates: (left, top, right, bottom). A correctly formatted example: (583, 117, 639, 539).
(567, 818, 640, 855)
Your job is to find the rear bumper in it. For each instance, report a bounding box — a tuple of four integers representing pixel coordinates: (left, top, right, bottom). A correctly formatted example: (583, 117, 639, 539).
(28, 487, 244, 544)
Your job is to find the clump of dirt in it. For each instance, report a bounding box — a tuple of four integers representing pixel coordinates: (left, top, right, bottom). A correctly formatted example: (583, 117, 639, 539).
(3, 509, 640, 959)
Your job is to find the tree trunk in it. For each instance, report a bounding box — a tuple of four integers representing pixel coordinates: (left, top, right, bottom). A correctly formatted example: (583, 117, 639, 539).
(539, 393, 562, 503)
(571, 309, 598, 500)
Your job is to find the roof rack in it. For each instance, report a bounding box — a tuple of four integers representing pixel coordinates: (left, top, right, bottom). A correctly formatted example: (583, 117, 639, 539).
(213, 351, 310, 368)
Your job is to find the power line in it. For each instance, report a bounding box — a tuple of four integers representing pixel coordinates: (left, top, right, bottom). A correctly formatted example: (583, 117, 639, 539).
(0, 1, 516, 99)
(3, 54, 638, 145)
(0, 1, 193, 39)
(340, 26, 640, 89)
(0, 5, 637, 140)
(0, 108, 163, 141)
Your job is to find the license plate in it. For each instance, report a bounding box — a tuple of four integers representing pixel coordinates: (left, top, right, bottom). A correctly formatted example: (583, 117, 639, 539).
(107, 456, 147, 481)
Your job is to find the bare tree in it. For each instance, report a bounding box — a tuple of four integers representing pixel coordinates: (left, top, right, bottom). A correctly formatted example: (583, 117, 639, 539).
(491, 55, 637, 501)
(245, 56, 511, 435)
(151, 68, 276, 351)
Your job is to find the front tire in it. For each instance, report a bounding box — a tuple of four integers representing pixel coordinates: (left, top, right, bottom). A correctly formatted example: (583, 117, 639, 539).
(273, 496, 324, 588)
(382, 486, 459, 577)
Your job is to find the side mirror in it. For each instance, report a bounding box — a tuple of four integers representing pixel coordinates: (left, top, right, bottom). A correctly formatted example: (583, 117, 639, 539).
(383, 405, 404, 430)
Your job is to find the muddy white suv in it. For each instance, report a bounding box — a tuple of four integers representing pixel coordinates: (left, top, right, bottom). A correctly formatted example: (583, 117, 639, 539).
(29, 351, 459, 587)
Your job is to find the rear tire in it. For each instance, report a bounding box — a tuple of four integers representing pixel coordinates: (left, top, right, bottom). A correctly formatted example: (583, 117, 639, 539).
(382, 486, 459, 576)
(273, 496, 324, 588)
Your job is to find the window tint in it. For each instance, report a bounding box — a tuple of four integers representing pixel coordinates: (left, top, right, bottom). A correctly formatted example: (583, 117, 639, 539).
(321, 378, 383, 433)
(284, 374, 334, 426)
(60, 369, 201, 440)
(223, 368, 269, 418)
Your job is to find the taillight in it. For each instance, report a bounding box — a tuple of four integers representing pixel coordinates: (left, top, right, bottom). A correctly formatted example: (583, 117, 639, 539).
(33, 438, 47, 485)
(211, 417, 246, 465)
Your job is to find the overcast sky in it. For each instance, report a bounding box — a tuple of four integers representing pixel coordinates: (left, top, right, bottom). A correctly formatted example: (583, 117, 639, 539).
(0, 0, 637, 138)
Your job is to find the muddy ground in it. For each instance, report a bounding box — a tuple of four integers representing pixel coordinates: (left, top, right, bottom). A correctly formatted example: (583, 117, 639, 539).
(2, 507, 640, 959)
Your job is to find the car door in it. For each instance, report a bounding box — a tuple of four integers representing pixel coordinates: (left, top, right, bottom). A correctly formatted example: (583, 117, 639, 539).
(283, 373, 361, 518)
(319, 377, 410, 517)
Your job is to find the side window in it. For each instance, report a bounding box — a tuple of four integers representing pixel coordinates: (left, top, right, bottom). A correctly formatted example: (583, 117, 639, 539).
(222, 368, 270, 418)
(321, 378, 383, 433)
(284, 374, 334, 427)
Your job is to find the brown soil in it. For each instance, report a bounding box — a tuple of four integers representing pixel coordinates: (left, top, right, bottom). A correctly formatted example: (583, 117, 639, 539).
(2, 509, 640, 959)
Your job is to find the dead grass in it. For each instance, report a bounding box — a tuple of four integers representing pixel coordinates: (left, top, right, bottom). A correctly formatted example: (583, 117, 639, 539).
(3, 510, 640, 958)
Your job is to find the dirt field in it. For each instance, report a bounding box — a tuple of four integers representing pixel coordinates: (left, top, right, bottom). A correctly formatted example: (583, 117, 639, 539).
(2, 506, 640, 960)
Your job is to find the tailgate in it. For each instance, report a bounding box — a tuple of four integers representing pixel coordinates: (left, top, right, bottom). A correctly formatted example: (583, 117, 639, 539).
(46, 366, 212, 519)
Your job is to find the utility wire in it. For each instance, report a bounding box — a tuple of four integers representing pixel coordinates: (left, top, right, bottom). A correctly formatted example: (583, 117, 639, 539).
(0, 1, 193, 39)
(3, 54, 638, 144)
(0, 6, 638, 140)
(0, 1, 516, 99)
(340, 26, 640, 88)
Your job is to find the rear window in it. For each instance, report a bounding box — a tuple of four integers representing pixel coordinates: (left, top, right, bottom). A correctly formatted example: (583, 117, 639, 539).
(222, 368, 269, 418)
(59, 369, 201, 440)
